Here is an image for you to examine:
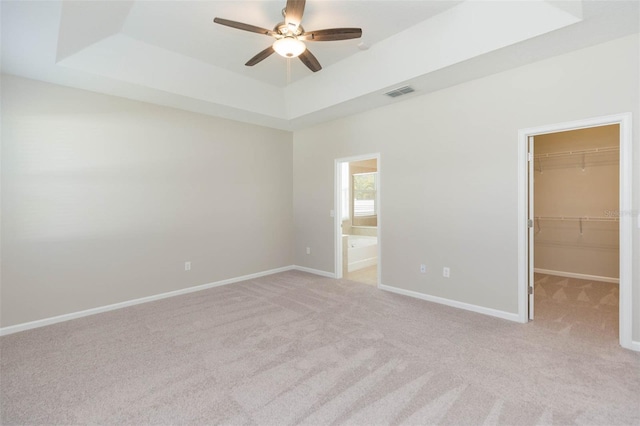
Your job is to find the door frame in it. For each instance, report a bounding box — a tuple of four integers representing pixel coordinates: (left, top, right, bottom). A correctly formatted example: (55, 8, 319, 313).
(528, 135, 535, 320)
(517, 112, 634, 350)
(334, 153, 381, 286)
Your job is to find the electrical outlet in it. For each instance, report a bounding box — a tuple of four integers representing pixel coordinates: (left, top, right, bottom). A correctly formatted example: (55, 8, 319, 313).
(306, 247, 311, 255)
(185, 261, 191, 271)
(443, 267, 450, 278)
(420, 264, 426, 273)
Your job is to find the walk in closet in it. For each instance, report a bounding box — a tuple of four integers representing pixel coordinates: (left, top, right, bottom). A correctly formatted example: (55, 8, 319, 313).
(533, 125, 620, 281)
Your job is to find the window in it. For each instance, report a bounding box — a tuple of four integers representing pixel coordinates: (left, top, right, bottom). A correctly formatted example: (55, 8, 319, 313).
(353, 172, 377, 217)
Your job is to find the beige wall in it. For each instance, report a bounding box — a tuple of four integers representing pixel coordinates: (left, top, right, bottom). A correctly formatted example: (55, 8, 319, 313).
(1, 75, 294, 327)
(534, 126, 619, 279)
(2, 35, 639, 344)
(292, 35, 639, 339)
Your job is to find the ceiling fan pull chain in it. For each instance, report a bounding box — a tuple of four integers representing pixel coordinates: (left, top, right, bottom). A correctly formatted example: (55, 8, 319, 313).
(287, 58, 292, 85)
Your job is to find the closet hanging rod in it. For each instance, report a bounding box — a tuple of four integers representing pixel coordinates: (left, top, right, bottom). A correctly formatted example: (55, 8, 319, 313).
(533, 146, 618, 160)
(534, 216, 619, 222)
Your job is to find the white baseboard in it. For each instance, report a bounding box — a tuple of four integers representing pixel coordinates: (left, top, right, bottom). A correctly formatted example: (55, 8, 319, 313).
(625, 340, 640, 352)
(379, 283, 520, 323)
(0, 265, 296, 337)
(293, 265, 336, 278)
(534, 268, 619, 284)
(348, 257, 377, 273)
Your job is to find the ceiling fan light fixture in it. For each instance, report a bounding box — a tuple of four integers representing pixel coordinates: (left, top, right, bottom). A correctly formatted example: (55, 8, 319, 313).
(273, 37, 306, 58)
(214, 0, 362, 72)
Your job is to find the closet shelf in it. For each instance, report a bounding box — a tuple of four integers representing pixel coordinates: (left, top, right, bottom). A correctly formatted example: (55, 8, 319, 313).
(533, 146, 619, 160)
(534, 216, 618, 235)
(535, 216, 619, 222)
(534, 145, 619, 172)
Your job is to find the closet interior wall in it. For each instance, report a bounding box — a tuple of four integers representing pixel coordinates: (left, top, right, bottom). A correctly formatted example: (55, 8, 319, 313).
(534, 125, 620, 281)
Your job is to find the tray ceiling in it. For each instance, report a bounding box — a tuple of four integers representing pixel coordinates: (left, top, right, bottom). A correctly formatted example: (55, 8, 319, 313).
(2, 1, 638, 130)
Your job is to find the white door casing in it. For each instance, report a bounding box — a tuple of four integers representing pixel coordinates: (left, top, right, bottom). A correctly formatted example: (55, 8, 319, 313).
(518, 113, 634, 350)
(334, 153, 381, 286)
(528, 136, 535, 320)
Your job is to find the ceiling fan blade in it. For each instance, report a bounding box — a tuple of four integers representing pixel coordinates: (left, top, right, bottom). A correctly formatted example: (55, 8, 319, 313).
(245, 46, 275, 66)
(284, 0, 306, 28)
(213, 18, 274, 36)
(301, 28, 362, 41)
(298, 49, 321, 72)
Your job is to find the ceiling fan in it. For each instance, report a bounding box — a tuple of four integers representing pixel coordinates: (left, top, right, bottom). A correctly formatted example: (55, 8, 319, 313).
(213, 0, 362, 72)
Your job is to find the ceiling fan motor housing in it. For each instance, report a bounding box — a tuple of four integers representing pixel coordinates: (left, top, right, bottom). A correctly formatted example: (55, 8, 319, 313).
(275, 22, 304, 38)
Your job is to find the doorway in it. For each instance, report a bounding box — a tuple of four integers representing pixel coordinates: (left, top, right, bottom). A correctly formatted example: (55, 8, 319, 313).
(518, 113, 634, 350)
(532, 125, 620, 343)
(334, 154, 381, 287)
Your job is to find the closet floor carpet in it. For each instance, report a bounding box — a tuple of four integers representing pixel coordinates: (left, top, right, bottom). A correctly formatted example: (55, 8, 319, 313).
(534, 273, 620, 342)
(1, 271, 638, 425)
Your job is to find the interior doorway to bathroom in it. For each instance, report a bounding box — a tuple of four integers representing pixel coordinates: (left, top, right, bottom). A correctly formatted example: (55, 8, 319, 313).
(334, 154, 380, 286)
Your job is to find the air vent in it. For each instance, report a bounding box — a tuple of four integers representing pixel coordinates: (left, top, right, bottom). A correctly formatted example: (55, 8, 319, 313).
(384, 86, 415, 98)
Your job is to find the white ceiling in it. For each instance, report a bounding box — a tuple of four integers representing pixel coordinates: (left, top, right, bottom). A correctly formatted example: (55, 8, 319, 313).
(2, 1, 638, 130)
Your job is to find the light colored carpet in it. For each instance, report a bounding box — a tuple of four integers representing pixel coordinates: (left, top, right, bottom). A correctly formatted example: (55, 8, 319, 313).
(346, 265, 378, 286)
(1, 270, 638, 425)
(533, 273, 620, 342)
